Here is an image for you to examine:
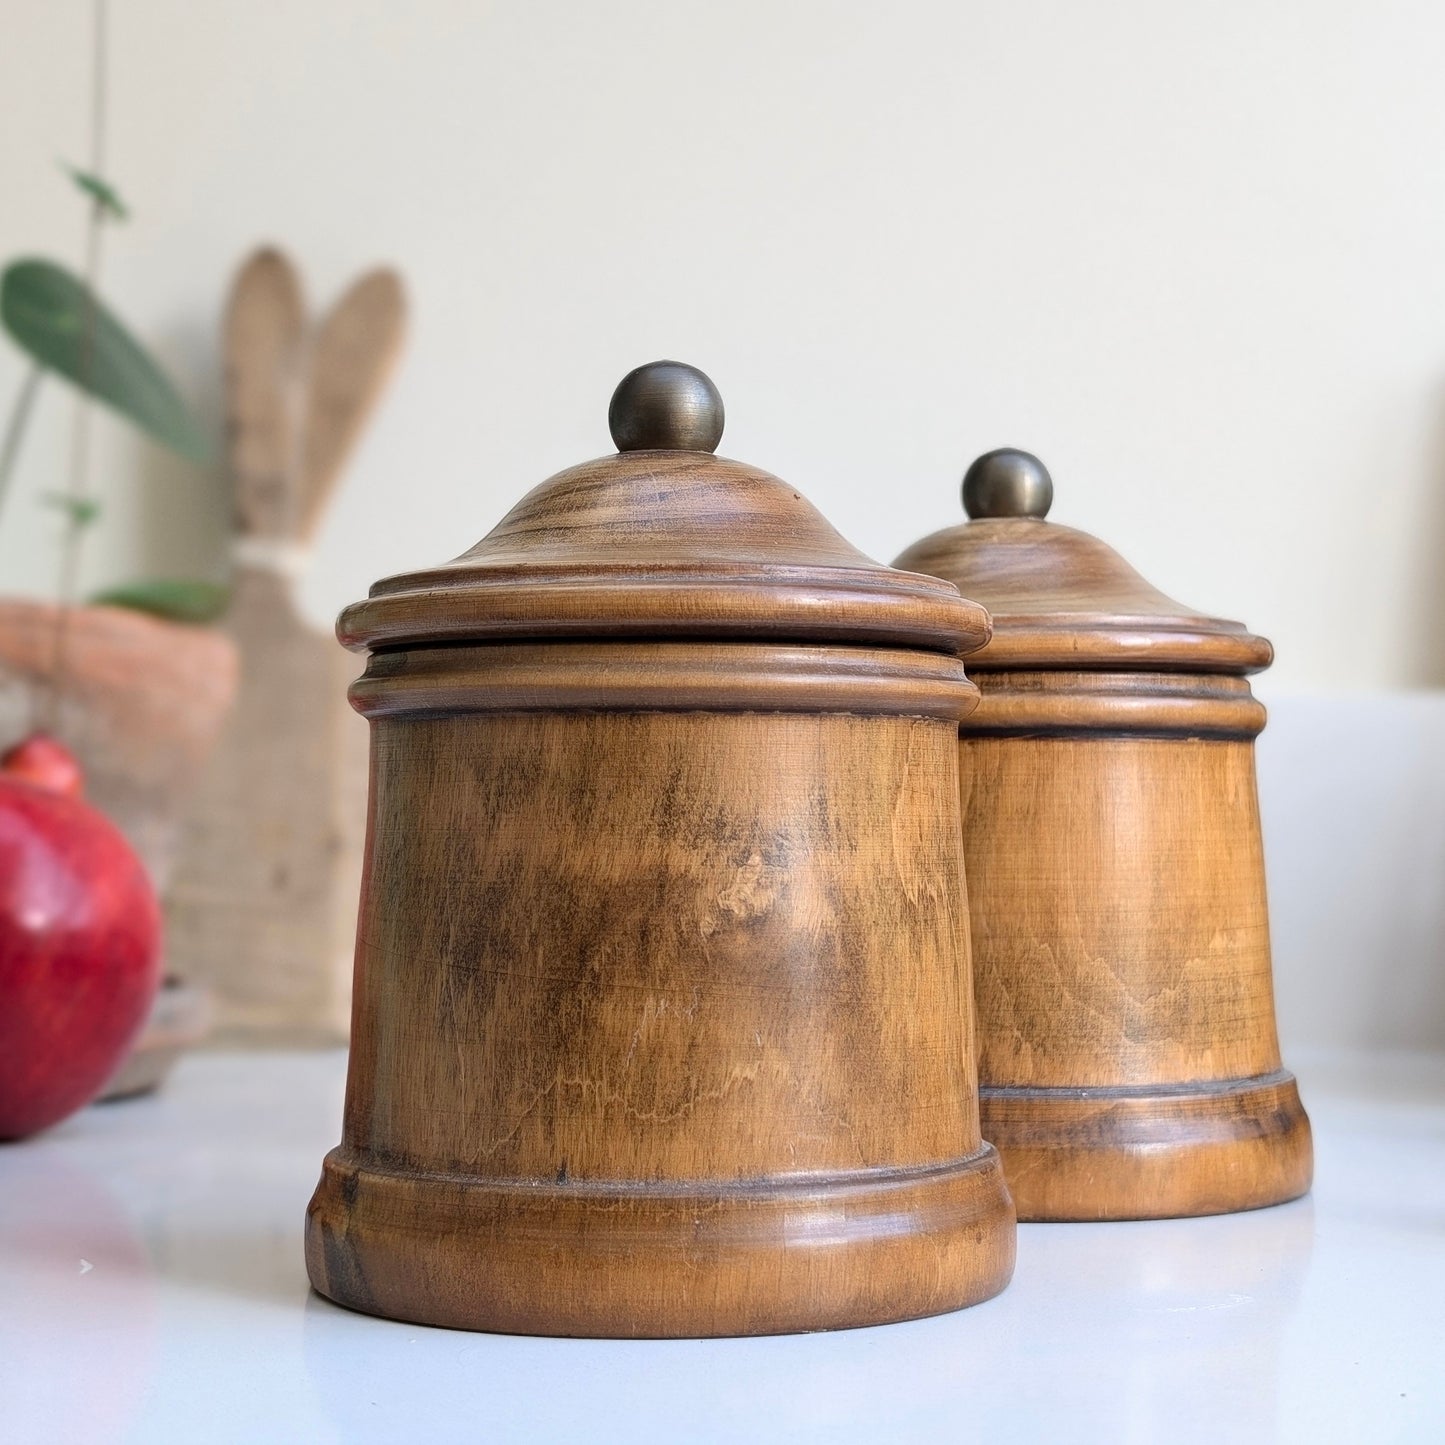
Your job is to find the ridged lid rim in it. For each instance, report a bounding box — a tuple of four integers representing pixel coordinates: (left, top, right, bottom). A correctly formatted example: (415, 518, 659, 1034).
(893, 452, 1271, 676)
(340, 365, 991, 660)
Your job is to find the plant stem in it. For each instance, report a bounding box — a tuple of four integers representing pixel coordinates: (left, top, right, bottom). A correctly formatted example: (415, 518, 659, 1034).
(0, 364, 42, 536)
(42, 0, 108, 733)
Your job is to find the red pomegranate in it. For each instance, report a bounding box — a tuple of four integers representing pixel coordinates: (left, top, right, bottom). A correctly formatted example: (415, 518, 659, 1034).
(0, 733, 86, 798)
(0, 734, 162, 1140)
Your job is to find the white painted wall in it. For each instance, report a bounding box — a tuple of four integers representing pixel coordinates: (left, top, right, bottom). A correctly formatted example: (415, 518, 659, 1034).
(1261, 695, 1445, 1056)
(3, 0, 1445, 687)
(1, 3, 1442, 1051)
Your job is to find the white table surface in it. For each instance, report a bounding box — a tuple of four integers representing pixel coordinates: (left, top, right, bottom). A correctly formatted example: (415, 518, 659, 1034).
(3, 1048, 1443, 1445)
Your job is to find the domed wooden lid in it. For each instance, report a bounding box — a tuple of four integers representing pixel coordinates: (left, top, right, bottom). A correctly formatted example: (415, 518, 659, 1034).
(893, 449, 1271, 674)
(340, 362, 988, 657)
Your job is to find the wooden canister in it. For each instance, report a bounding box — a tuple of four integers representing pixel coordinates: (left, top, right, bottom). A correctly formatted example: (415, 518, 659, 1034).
(895, 448, 1312, 1222)
(305, 363, 1015, 1336)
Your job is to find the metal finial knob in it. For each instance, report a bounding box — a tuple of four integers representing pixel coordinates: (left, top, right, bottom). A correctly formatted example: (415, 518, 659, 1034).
(608, 361, 725, 453)
(962, 448, 1054, 520)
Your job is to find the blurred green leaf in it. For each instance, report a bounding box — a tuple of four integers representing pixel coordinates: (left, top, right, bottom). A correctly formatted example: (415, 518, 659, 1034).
(88, 577, 230, 623)
(61, 162, 129, 220)
(42, 490, 102, 528)
(0, 259, 211, 463)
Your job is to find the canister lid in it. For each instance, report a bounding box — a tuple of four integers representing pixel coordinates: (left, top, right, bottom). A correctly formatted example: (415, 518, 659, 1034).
(339, 361, 989, 658)
(892, 449, 1271, 674)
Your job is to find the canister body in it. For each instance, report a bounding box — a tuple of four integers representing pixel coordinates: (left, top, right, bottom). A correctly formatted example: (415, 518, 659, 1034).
(960, 670, 1312, 1220)
(306, 641, 1015, 1335)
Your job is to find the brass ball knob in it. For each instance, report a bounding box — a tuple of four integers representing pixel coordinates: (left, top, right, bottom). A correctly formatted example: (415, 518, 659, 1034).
(962, 448, 1054, 520)
(609, 361, 725, 454)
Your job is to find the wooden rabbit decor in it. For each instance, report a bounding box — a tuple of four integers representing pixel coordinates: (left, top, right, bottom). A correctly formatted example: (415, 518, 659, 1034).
(167, 249, 405, 1042)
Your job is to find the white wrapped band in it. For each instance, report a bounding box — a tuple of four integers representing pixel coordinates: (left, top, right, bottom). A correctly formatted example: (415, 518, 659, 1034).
(232, 536, 313, 578)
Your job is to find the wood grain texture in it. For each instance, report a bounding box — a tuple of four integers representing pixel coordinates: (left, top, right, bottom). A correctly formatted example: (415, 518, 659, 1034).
(349, 640, 978, 720)
(306, 701, 1015, 1336)
(298, 269, 406, 543)
(896, 507, 1311, 1221)
(963, 737, 1284, 1089)
(967, 669, 1266, 737)
(341, 452, 987, 656)
(168, 249, 404, 1042)
(981, 1071, 1310, 1220)
(894, 516, 1271, 673)
(224, 248, 306, 539)
(166, 569, 367, 1043)
(311, 382, 1007, 1332)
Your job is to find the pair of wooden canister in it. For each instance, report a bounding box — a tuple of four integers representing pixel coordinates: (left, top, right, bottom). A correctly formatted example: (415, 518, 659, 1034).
(305, 362, 1312, 1338)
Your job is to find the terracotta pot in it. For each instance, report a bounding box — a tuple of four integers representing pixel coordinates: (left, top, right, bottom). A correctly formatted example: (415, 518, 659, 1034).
(0, 599, 239, 892)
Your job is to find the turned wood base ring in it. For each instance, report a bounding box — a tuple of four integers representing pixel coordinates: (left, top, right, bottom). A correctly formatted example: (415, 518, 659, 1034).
(980, 1070, 1312, 1221)
(306, 1145, 1016, 1337)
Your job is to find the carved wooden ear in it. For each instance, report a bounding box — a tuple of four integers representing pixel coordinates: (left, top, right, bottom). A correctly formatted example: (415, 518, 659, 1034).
(224, 246, 307, 540)
(297, 267, 406, 545)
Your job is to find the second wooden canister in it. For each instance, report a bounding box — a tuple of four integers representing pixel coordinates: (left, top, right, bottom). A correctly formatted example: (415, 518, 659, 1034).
(305, 364, 1015, 1335)
(895, 448, 1312, 1221)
